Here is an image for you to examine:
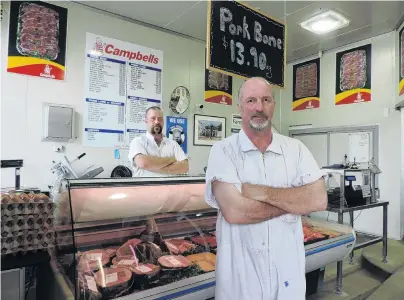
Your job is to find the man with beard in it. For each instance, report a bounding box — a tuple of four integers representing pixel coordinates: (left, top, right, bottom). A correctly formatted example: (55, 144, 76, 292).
(128, 106, 189, 177)
(205, 77, 327, 300)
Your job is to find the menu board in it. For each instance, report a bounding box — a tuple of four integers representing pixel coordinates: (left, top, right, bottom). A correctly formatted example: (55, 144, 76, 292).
(292, 58, 320, 111)
(206, 0, 286, 88)
(335, 44, 371, 106)
(399, 27, 404, 96)
(83, 33, 163, 147)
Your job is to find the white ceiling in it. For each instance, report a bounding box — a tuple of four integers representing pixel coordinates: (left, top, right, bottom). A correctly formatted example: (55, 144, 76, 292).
(76, 1, 404, 62)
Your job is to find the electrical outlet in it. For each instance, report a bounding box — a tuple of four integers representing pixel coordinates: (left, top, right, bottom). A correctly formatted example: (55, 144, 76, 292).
(53, 144, 64, 152)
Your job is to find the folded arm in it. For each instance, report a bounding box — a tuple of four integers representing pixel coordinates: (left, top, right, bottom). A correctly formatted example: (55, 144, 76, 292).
(242, 178, 327, 215)
(159, 159, 189, 174)
(212, 181, 287, 224)
(134, 154, 176, 172)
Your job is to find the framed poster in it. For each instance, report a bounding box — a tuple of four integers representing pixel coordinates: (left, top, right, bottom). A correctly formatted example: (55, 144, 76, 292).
(399, 26, 404, 96)
(193, 114, 226, 146)
(206, 0, 286, 88)
(292, 58, 320, 111)
(7, 1, 68, 80)
(335, 44, 372, 105)
(166, 116, 188, 154)
(205, 60, 233, 106)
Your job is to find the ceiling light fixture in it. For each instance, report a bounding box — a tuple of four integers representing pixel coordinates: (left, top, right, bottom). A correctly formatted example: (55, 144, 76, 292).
(300, 10, 350, 35)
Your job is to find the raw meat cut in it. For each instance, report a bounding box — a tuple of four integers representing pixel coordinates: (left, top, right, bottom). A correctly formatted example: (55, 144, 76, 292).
(16, 2, 60, 60)
(164, 239, 196, 255)
(186, 252, 216, 272)
(135, 242, 162, 264)
(131, 263, 161, 276)
(112, 256, 139, 267)
(116, 238, 141, 257)
(190, 235, 217, 248)
(78, 250, 110, 272)
(94, 267, 132, 298)
(78, 273, 102, 300)
(340, 50, 367, 91)
(158, 255, 191, 269)
(295, 62, 317, 99)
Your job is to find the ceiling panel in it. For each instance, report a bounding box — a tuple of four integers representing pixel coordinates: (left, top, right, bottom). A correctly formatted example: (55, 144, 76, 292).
(165, 1, 207, 40)
(76, 1, 404, 62)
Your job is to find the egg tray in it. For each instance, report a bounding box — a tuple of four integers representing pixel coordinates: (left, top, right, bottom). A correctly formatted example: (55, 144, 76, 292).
(2, 230, 55, 247)
(1, 201, 55, 217)
(1, 214, 55, 233)
(1, 243, 55, 256)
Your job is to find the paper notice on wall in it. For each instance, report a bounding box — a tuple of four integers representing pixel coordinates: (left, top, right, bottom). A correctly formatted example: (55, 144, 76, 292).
(348, 133, 370, 163)
(231, 113, 241, 135)
(83, 32, 163, 147)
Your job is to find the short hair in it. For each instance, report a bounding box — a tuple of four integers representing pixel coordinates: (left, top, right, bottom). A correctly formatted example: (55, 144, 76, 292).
(238, 77, 272, 102)
(145, 106, 162, 117)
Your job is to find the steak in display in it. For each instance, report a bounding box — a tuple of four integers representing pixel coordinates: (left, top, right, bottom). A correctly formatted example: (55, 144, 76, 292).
(116, 238, 141, 257)
(94, 267, 133, 298)
(190, 235, 217, 248)
(78, 250, 110, 272)
(131, 263, 161, 277)
(78, 273, 102, 300)
(164, 239, 196, 255)
(295, 63, 317, 99)
(16, 2, 60, 60)
(135, 242, 162, 265)
(340, 50, 367, 91)
(158, 255, 191, 269)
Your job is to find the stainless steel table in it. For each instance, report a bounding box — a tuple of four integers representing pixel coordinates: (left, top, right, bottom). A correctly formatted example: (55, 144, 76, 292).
(326, 201, 389, 295)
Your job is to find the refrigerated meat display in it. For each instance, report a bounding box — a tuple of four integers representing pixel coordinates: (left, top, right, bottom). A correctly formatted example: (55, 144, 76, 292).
(47, 177, 355, 300)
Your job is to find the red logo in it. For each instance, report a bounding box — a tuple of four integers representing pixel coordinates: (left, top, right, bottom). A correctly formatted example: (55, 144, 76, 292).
(104, 44, 159, 64)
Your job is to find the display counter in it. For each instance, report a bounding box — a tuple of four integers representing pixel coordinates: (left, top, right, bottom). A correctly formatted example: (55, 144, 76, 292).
(49, 177, 355, 300)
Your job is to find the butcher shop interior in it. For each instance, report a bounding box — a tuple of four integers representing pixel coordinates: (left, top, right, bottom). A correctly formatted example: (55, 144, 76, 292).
(1, 0, 404, 300)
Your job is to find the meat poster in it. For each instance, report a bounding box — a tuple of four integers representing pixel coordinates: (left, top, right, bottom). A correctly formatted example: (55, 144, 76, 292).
(83, 33, 163, 148)
(335, 44, 372, 105)
(205, 52, 232, 105)
(166, 116, 188, 154)
(399, 27, 404, 96)
(7, 1, 68, 80)
(292, 58, 320, 111)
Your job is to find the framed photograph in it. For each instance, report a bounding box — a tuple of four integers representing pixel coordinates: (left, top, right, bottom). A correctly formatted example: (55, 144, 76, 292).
(193, 114, 226, 146)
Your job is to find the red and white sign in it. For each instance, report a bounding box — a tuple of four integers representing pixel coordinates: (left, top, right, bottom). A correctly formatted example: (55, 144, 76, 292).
(84, 33, 163, 148)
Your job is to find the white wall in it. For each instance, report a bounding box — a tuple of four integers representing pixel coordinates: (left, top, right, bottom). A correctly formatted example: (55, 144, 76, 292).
(280, 32, 402, 239)
(0, 1, 281, 191)
(398, 21, 404, 239)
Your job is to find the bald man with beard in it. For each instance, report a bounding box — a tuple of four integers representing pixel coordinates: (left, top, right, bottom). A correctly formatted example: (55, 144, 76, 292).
(128, 106, 189, 177)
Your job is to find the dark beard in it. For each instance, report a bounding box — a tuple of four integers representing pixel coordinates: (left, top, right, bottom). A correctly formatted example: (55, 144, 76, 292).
(152, 125, 162, 134)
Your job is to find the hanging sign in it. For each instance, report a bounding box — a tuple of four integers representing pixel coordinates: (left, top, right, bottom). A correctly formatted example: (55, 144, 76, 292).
(206, 0, 286, 88)
(292, 58, 320, 111)
(399, 27, 404, 96)
(335, 44, 372, 105)
(7, 1, 68, 80)
(166, 116, 188, 154)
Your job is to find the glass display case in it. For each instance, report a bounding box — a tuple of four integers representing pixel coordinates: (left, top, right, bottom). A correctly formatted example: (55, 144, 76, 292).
(49, 176, 356, 300)
(52, 176, 217, 300)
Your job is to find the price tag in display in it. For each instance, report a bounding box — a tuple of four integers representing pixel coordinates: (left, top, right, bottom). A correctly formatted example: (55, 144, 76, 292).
(207, 0, 286, 88)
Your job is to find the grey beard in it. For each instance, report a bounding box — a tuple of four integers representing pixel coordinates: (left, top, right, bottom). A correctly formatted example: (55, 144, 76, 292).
(249, 119, 270, 131)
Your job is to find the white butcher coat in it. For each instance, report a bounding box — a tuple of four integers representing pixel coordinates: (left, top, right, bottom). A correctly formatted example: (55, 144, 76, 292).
(205, 129, 325, 300)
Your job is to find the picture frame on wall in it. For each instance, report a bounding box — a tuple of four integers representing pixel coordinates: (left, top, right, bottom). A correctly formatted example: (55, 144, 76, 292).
(193, 114, 226, 146)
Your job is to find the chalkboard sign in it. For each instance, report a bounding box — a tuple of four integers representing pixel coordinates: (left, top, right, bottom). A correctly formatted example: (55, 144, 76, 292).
(206, 0, 286, 88)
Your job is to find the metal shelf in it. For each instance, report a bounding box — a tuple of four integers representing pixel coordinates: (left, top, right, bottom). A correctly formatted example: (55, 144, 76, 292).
(327, 201, 389, 213)
(353, 231, 383, 250)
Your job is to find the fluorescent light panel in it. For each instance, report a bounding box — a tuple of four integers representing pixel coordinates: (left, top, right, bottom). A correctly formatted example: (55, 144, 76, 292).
(300, 10, 350, 35)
